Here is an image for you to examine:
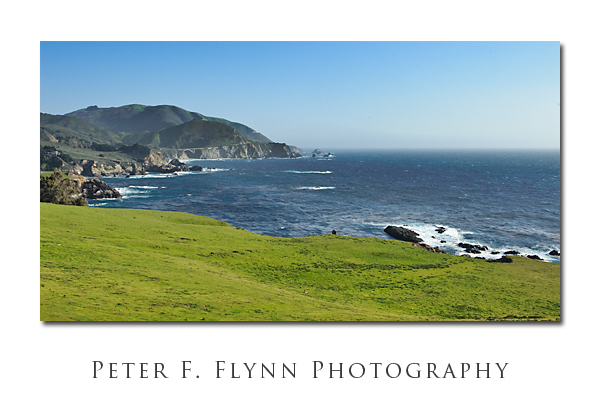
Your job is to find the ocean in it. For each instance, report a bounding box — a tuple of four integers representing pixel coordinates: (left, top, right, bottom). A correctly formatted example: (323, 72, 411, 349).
(92, 149, 561, 263)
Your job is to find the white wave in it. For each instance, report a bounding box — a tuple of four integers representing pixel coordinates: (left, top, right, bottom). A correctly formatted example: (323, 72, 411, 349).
(126, 173, 172, 179)
(368, 222, 469, 251)
(294, 186, 336, 190)
(284, 170, 332, 174)
(364, 221, 559, 262)
(166, 164, 232, 173)
(115, 186, 159, 199)
(126, 171, 199, 179)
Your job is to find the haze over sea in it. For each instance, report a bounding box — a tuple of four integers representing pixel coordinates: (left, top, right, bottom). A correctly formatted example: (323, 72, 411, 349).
(93, 149, 560, 263)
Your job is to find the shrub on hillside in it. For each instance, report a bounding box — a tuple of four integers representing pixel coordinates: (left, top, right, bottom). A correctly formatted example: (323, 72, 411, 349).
(91, 142, 119, 152)
(40, 171, 87, 206)
(58, 152, 73, 163)
(40, 155, 67, 171)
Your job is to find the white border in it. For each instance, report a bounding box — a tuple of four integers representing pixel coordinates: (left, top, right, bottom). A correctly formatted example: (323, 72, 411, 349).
(4, 1, 597, 404)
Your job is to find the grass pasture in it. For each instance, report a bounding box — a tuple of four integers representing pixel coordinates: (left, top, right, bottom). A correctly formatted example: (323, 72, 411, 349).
(40, 203, 560, 321)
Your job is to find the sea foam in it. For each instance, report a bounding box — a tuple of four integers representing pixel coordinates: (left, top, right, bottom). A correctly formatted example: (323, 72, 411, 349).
(294, 186, 336, 190)
(115, 185, 160, 199)
(284, 170, 332, 174)
(364, 221, 559, 263)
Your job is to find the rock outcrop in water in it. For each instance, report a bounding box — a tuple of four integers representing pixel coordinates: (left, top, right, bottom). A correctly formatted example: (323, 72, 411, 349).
(81, 178, 122, 199)
(384, 226, 423, 243)
(458, 242, 489, 254)
(267, 143, 301, 158)
(146, 159, 189, 173)
(69, 173, 122, 200)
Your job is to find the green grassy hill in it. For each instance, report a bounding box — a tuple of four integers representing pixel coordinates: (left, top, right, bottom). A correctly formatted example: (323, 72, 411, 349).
(40, 112, 167, 172)
(41, 113, 122, 146)
(152, 119, 250, 149)
(66, 104, 272, 143)
(40, 203, 561, 321)
(204, 116, 272, 144)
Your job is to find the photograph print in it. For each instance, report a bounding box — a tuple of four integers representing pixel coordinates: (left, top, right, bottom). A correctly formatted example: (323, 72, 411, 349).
(40, 41, 560, 321)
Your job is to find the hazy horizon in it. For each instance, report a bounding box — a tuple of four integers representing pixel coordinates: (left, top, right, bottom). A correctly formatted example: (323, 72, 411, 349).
(41, 41, 560, 150)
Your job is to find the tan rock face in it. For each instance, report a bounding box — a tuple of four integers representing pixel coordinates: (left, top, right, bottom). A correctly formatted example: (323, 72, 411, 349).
(62, 172, 122, 200)
(158, 141, 299, 160)
(142, 150, 168, 166)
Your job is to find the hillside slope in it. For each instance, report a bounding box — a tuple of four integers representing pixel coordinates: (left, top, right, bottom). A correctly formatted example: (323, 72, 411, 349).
(144, 119, 249, 149)
(40, 113, 167, 174)
(40, 203, 561, 321)
(66, 104, 272, 143)
(40, 113, 122, 146)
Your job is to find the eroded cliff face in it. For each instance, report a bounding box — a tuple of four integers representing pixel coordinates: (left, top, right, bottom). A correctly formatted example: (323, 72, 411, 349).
(76, 160, 147, 177)
(69, 174, 123, 199)
(62, 143, 301, 176)
(266, 143, 301, 158)
(71, 147, 169, 177)
(159, 142, 301, 160)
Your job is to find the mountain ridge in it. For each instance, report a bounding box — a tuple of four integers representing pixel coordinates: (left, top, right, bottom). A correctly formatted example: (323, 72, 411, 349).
(41, 103, 301, 174)
(40, 113, 122, 146)
(66, 104, 273, 144)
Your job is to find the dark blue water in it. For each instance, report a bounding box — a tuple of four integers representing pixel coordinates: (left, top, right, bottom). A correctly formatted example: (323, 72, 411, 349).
(93, 149, 560, 262)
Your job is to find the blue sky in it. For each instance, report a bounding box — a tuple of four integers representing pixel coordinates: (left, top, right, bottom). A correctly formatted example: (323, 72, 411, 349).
(40, 41, 559, 150)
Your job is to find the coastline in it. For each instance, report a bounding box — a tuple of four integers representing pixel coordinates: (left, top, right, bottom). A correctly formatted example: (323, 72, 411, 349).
(82, 189, 563, 264)
(85, 149, 561, 264)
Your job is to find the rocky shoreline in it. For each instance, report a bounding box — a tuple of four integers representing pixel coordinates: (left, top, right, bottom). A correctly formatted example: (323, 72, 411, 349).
(65, 148, 300, 178)
(61, 157, 234, 202)
(159, 142, 301, 160)
(46, 155, 560, 263)
(42, 171, 561, 263)
(71, 174, 123, 200)
(65, 157, 219, 178)
(384, 225, 560, 263)
(44, 136, 302, 178)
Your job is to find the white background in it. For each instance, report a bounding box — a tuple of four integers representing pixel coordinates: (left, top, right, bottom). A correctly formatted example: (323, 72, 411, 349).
(2, 1, 597, 404)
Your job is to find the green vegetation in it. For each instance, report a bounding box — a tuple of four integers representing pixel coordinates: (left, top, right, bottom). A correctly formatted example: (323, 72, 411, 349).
(40, 105, 289, 171)
(153, 120, 249, 149)
(40, 141, 151, 172)
(204, 116, 272, 143)
(40, 172, 87, 206)
(66, 104, 272, 143)
(41, 113, 122, 146)
(40, 204, 560, 321)
(66, 104, 206, 135)
(40, 111, 168, 173)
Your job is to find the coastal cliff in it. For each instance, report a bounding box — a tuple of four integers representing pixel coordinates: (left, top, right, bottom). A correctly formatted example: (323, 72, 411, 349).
(160, 142, 300, 160)
(40, 171, 122, 205)
(41, 106, 302, 177)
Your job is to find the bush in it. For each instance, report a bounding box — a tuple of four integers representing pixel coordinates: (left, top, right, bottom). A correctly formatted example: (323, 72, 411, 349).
(40, 171, 87, 206)
(41, 156, 66, 171)
(58, 152, 73, 163)
(91, 142, 118, 152)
